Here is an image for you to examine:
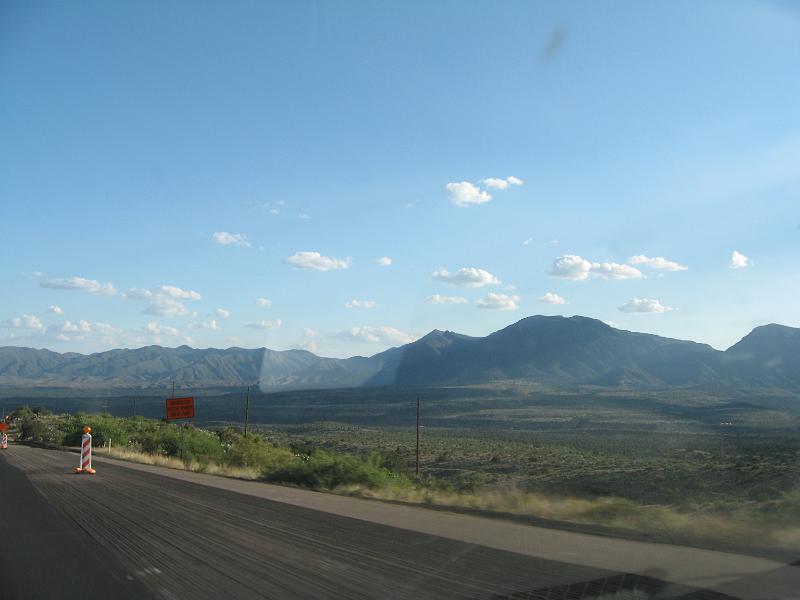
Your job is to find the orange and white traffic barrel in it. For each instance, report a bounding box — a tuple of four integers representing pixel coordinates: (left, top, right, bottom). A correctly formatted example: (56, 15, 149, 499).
(73, 426, 96, 474)
(0, 432, 7, 450)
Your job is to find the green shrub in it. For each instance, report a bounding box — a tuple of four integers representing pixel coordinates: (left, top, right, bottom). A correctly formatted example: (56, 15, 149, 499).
(263, 449, 398, 489)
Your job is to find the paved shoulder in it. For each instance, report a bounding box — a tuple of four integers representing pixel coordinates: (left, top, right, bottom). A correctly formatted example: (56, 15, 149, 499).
(0, 451, 153, 600)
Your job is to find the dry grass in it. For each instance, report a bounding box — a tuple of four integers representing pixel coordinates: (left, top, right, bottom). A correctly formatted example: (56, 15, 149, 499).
(341, 485, 800, 552)
(101, 446, 262, 480)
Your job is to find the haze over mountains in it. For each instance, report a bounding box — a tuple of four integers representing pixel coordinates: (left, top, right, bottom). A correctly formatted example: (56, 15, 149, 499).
(1, 316, 798, 392)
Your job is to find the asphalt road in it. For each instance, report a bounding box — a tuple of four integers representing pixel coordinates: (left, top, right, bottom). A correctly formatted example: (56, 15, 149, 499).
(1, 444, 797, 600)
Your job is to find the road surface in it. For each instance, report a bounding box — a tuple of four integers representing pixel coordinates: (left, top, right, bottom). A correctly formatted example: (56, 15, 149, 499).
(1, 444, 797, 599)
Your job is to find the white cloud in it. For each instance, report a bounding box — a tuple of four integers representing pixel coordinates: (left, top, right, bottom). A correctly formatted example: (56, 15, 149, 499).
(345, 300, 376, 309)
(159, 285, 201, 301)
(214, 308, 230, 319)
(375, 256, 393, 266)
(476, 293, 520, 311)
(5, 314, 44, 331)
(618, 298, 674, 314)
(628, 255, 688, 272)
(481, 176, 524, 190)
(142, 322, 180, 336)
(432, 267, 501, 288)
(539, 292, 566, 305)
(124, 285, 202, 317)
(590, 262, 644, 280)
(426, 294, 468, 305)
(40, 276, 117, 295)
(256, 298, 272, 307)
(294, 328, 317, 353)
(729, 250, 750, 269)
(446, 182, 492, 207)
(523, 238, 533, 246)
(286, 251, 351, 271)
(190, 319, 220, 331)
(245, 319, 282, 331)
(48, 305, 64, 315)
(297, 213, 311, 220)
(481, 178, 510, 190)
(93, 322, 119, 335)
(146, 298, 193, 317)
(336, 326, 416, 345)
(549, 255, 643, 281)
(61, 320, 93, 333)
(212, 231, 251, 247)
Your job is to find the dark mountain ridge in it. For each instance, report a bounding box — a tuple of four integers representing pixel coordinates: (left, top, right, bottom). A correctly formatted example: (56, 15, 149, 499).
(1, 316, 798, 391)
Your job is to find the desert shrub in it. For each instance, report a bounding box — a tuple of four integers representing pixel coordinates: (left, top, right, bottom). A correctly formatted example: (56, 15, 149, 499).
(263, 449, 397, 490)
(223, 432, 294, 471)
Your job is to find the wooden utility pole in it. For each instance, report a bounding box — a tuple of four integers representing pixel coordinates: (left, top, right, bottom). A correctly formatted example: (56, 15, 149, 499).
(244, 385, 251, 437)
(415, 397, 420, 477)
(132, 397, 137, 417)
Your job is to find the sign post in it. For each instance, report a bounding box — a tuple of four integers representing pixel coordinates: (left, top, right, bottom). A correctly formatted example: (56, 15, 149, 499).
(0, 421, 8, 450)
(166, 397, 195, 462)
(166, 397, 195, 420)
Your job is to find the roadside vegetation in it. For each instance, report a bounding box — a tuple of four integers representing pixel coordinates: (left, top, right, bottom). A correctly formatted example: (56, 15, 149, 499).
(8, 405, 800, 557)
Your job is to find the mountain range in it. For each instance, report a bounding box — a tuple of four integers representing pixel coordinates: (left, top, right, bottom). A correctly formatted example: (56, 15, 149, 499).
(1, 316, 798, 392)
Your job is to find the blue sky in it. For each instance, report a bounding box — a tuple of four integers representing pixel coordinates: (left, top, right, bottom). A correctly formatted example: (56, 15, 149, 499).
(1, 0, 799, 357)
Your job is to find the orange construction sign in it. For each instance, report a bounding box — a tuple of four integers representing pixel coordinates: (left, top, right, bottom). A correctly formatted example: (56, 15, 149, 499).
(166, 397, 195, 420)
(0, 423, 8, 432)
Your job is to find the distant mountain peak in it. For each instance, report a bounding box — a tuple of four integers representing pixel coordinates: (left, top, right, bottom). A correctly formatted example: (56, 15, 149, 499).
(0, 316, 798, 391)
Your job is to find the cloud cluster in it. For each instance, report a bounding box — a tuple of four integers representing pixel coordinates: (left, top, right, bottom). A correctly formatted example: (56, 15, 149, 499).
(375, 257, 393, 267)
(124, 285, 202, 317)
(432, 267, 501, 288)
(445, 182, 491, 207)
(294, 328, 318, 353)
(549, 255, 643, 281)
(5, 314, 44, 332)
(40, 276, 117, 295)
(214, 308, 230, 319)
(481, 176, 524, 190)
(142, 322, 180, 336)
(618, 298, 674, 314)
(61, 319, 93, 333)
(345, 300, 376, 309)
(446, 176, 523, 207)
(256, 298, 272, 307)
(336, 326, 416, 345)
(189, 319, 220, 331)
(286, 251, 351, 271)
(48, 305, 64, 315)
(53, 320, 120, 342)
(476, 293, 520, 311)
(212, 232, 251, 247)
(628, 255, 688, 272)
(538, 292, 566, 305)
(245, 319, 282, 331)
(426, 294, 468, 305)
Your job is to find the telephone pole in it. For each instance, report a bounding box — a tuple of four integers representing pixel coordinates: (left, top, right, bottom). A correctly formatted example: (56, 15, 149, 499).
(415, 396, 420, 477)
(244, 385, 250, 437)
(132, 397, 137, 417)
